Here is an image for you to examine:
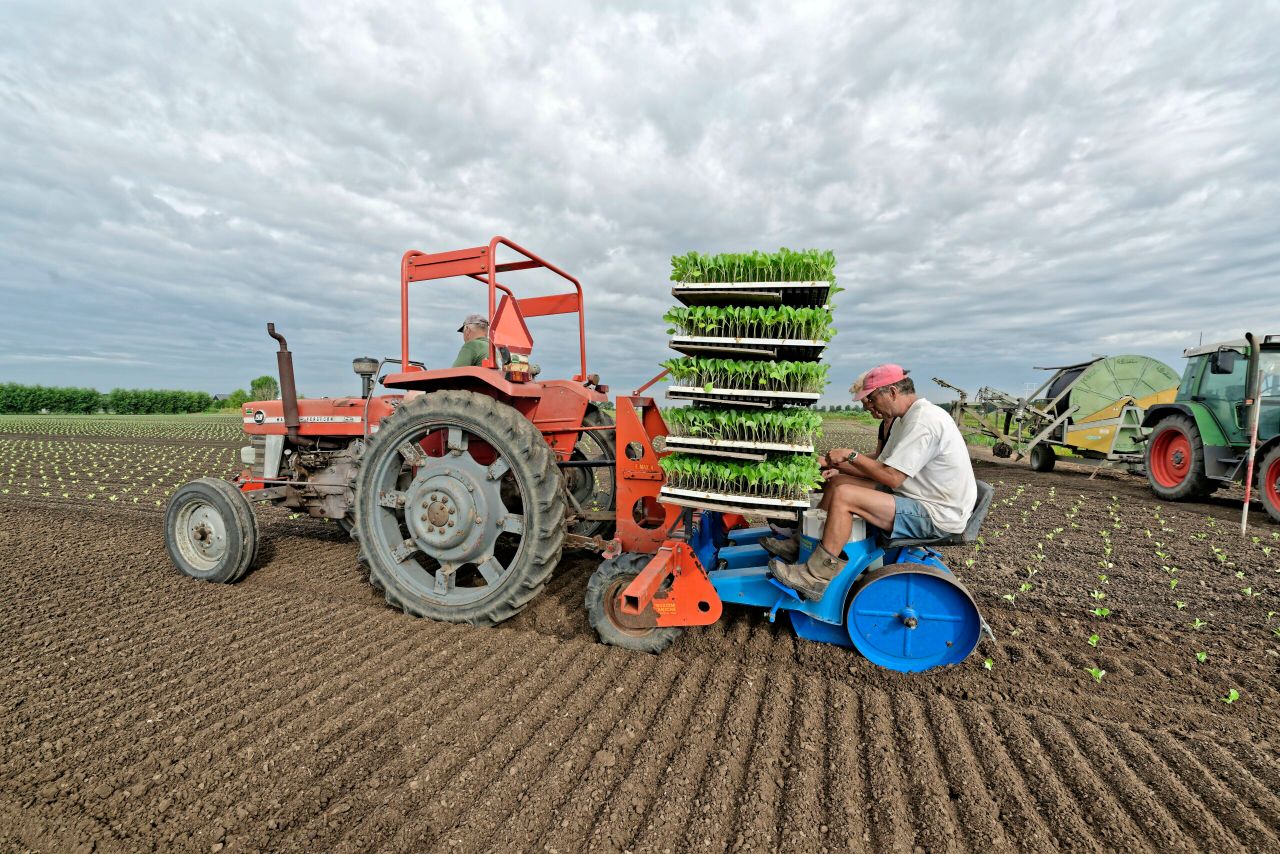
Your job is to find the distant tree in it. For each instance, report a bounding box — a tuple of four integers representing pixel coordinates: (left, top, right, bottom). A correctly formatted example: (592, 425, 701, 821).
(225, 389, 250, 409)
(249, 375, 279, 401)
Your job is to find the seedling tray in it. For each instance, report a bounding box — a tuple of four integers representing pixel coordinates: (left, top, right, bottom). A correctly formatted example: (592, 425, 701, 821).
(669, 336, 827, 361)
(672, 281, 831, 308)
(667, 386, 821, 408)
(664, 436, 814, 456)
(659, 485, 806, 520)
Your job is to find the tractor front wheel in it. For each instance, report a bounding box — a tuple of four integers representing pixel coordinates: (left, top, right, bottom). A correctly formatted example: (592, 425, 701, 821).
(164, 478, 259, 583)
(586, 553, 681, 653)
(1259, 444, 1280, 524)
(1146, 415, 1215, 501)
(352, 390, 566, 626)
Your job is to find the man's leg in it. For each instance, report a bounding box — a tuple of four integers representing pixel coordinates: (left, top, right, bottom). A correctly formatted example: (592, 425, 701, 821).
(821, 483, 896, 555)
(771, 483, 895, 602)
(818, 474, 878, 512)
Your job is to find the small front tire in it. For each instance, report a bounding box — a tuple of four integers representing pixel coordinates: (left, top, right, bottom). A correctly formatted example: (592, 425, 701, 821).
(165, 478, 259, 583)
(585, 553, 681, 653)
(1028, 443, 1056, 472)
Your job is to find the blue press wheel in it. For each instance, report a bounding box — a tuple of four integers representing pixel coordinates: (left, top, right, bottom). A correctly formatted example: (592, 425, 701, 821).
(846, 564, 981, 672)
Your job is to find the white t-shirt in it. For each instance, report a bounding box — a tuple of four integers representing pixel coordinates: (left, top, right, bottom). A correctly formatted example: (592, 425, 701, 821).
(879, 398, 977, 534)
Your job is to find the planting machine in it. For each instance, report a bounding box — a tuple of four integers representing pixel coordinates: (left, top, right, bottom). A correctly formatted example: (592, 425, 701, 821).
(165, 238, 989, 672)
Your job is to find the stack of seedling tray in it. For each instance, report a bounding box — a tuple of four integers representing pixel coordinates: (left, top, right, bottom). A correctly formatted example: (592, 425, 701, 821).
(659, 249, 839, 521)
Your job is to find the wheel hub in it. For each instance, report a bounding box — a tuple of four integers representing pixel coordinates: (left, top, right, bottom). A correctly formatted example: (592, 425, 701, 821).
(174, 500, 228, 571)
(403, 462, 503, 567)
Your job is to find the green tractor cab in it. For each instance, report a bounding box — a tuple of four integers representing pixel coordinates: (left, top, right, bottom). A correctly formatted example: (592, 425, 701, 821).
(1141, 333, 1280, 521)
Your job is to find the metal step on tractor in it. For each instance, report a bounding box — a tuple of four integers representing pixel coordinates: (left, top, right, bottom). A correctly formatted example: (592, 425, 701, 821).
(166, 238, 990, 672)
(1142, 333, 1280, 521)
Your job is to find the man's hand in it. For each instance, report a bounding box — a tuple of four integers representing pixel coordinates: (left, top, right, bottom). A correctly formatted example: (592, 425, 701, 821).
(823, 448, 853, 467)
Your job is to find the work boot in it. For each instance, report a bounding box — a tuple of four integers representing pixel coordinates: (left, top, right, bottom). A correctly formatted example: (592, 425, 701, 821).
(759, 531, 800, 562)
(770, 545, 847, 602)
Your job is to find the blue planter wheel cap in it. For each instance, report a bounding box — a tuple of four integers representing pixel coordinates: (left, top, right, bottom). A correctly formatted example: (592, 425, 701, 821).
(846, 563, 980, 672)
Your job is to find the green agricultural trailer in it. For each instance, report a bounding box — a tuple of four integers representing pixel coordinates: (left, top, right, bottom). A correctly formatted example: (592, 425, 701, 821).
(1143, 333, 1280, 522)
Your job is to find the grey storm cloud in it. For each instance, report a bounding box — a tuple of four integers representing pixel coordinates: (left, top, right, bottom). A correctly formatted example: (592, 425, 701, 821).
(1, 0, 1279, 403)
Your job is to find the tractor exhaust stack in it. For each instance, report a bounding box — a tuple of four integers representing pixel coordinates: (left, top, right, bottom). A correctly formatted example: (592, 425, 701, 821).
(266, 323, 300, 442)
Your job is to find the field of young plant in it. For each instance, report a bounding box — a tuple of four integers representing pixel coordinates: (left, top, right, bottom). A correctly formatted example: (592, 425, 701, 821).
(1, 414, 1278, 852)
(0, 417, 239, 509)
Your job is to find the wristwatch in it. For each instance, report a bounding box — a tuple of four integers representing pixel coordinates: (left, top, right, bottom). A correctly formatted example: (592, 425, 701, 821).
(842, 450, 859, 465)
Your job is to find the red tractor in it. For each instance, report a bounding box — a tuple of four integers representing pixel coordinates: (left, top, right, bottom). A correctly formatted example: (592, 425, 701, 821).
(165, 237, 677, 625)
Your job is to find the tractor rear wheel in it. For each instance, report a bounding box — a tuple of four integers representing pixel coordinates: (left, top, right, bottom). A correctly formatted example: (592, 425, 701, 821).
(567, 405, 617, 540)
(585, 553, 681, 653)
(1260, 444, 1280, 524)
(164, 478, 259, 583)
(1028, 443, 1056, 472)
(1145, 415, 1215, 501)
(352, 390, 565, 626)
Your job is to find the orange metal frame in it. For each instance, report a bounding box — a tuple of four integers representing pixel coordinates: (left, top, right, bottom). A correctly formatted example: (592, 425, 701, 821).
(398, 236, 589, 381)
(612, 394, 683, 553)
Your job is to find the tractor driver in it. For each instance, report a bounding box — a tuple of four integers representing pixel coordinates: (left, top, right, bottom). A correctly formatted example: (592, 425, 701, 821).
(452, 314, 491, 367)
(770, 364, 977, 601)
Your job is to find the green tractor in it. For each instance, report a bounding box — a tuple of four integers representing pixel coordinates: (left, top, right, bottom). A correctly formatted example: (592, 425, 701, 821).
(1142, 333, 1280, 522)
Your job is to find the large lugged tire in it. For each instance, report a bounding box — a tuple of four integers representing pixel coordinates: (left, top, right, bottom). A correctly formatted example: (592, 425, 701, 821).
(567, 405, 617, 540)
(1028, 443, 1056, 472)
(1259, 444, 1280, 524)
(1145, 414, 1215, 501)
(165, 478, 259, 583)
(352, 390, 566, 626)
(585, 553, 681, 653)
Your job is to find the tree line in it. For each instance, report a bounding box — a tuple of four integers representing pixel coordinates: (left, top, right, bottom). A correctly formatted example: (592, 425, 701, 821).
(0, 377, 279, 414)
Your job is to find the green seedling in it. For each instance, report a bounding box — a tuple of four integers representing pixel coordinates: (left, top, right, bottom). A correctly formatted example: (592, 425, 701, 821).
(1087, 634, 1100, 648)
(1175, 601, 1186, 609)
(1243, 587, 1260, 597)
(1221, 688, 1240, 704)
(1191, 618, 1207, 630)
(1019, 582, 1033, 592)
(983, 657, 994, 671)
(1086, 667, 1106, 683)
(1234, 570, 1245, 580)
(1002, 593, 1017, 603)
(1090, 589, 1106, 600)
(1195, 651, 1208, 663)
(1097, 573, 1109, 584)
(1170, 578, 1179, 590)
(1092, 607, 1111, 618)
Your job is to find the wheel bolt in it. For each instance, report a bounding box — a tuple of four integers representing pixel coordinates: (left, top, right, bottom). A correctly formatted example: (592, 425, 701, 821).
(420, 514, 428, 522)
(448, 508, 455, 515)
(447, 521, 454, 528)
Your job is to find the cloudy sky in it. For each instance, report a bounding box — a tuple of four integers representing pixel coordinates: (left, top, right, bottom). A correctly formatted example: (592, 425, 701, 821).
(2, 0, 1279, 404)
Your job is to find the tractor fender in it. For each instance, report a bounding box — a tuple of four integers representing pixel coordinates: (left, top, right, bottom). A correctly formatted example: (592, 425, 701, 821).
(1141, 403, 1193, 429)
(1142, 401, 1230, 447)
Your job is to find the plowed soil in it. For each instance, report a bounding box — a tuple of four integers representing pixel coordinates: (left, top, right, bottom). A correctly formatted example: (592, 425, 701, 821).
(2, 427, 1279, 853)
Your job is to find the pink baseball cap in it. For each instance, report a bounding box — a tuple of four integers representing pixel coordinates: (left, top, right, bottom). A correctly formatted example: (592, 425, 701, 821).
(854, 364, 908, 401)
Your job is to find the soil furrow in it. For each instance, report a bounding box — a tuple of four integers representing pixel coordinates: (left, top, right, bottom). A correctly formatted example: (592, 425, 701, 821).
(775, 672, 829, 853)
(727, 664, 795, 852)
(858, 688, 915, 853)
(821, 682, 870, 850)
(529, 652, 703, 853)
(984, 706, 1100, 850)
(920, 695, 1018, 852)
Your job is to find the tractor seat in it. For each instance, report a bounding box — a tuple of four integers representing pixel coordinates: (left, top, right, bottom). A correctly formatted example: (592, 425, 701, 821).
(882, 480, 995, 550)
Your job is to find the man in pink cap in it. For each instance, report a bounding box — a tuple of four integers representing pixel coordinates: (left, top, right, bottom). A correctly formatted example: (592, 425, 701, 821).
(770, 364, 977, 601)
